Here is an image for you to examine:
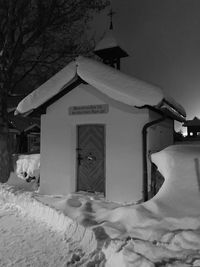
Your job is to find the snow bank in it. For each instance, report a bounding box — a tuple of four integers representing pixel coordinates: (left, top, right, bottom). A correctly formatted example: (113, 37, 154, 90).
(34, 144, 200, 266)
(34, 190, 200, 265)
(149, 144, 200, 217)
(7, 154, 40, 192)
(15, 154, 40, 181)
(102, 144, 200, 265)
(104, 237, 200, 267)
(2, 144, 200, 266)
(7, 171, 39, 191)
(0, 201, 71, 266)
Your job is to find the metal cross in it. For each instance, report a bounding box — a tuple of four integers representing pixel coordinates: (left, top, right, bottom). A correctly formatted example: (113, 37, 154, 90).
(108, 8, 116, 29)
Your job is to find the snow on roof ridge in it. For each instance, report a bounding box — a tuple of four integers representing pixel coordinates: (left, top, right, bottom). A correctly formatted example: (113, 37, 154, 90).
(76, 56, 164, 107)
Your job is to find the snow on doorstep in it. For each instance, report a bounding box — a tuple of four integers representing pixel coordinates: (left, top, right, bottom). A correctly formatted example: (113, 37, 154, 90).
(15, 56, 186, 119)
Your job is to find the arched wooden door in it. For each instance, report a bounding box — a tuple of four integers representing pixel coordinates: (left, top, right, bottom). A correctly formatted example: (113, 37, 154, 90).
(76, 124, 105, 195)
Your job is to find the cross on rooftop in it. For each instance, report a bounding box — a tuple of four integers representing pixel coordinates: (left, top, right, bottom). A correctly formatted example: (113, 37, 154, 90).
(108, 8, 116, 29)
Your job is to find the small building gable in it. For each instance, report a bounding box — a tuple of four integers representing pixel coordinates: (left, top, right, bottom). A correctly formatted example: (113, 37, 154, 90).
(15, 56, 186, 123)
(15, 56, 187, 203)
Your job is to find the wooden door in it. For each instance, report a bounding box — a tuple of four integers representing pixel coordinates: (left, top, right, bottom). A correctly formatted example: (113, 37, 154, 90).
(77, 124, 105, 194)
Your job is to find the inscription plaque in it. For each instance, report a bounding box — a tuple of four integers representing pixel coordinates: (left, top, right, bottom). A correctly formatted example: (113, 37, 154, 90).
(69, 104, 109, 115)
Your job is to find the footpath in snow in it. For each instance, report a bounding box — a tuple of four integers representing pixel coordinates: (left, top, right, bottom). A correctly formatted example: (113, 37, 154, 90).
(1, 144, 200, 266)
(0, 201, 70, 267)
(0, 185, 103, 267)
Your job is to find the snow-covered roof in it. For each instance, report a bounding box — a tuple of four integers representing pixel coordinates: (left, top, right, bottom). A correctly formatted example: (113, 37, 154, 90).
(94, 29, 119, 51)
(8, 114, 40, 132)
(24, 123, 40, 133)
(15, 56, 186, 121)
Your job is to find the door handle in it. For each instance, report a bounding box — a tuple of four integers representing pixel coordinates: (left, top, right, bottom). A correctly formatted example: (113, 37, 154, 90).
(77, 154, 84, 165)
(86, 153, 96, 162)
(76, 148, 83, 165)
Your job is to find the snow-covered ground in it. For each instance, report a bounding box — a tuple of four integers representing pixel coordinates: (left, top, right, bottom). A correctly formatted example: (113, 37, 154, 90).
(0, 185, 103, 266)
(0, 202, 70, 266)
(1, 144, 200, 266)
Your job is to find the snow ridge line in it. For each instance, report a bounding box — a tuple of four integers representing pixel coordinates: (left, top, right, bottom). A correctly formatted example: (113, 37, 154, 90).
(0, 184, 97, 255)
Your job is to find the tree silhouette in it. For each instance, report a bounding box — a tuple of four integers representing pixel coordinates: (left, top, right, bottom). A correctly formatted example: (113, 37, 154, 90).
(0, 0, 109, 181)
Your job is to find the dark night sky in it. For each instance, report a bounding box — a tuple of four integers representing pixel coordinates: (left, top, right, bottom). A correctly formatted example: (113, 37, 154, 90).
(94, 0, 200, 130)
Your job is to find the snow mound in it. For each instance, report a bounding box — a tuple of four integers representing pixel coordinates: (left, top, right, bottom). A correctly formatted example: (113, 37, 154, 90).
(7, 154, 40, 192)
(104, 237, 200, 267)
(34, 144, 200, 266)
(16, 154, 40, 181)
(149, 144, 200, 217)
(7, 154, 40, 191)
(96, 144, 200, 237)
(102, 144, 200, 266)
(2, 144, 200, 266)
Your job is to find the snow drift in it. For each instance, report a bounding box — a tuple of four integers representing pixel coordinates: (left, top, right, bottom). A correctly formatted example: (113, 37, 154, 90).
(149, 144, 200, 217)
(39, 144, 200, 238)
(7, 154, 40, 191)
(34, 144, 200, 265)
(1, 144, 200, 266)
(16, 154, 40, 181)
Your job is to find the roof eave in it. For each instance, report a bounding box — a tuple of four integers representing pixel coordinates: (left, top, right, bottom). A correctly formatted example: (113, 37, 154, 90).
(158, 100, 186, 122)
(15, 76, 83, 117)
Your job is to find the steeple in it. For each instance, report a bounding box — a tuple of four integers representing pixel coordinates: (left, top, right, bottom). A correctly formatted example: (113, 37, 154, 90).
(94, 8, 128, 70)
(108, 8, 115, 30)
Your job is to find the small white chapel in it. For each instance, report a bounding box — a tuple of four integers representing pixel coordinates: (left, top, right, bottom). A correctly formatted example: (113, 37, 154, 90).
(15, 15, 186, 203)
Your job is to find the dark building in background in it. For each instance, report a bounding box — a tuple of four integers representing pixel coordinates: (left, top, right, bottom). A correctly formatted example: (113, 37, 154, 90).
(8, 115, 40, 154)
(183, 117, 200, 140)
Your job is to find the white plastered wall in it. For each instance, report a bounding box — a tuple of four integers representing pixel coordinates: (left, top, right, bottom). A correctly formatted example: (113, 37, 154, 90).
(148, 111, 174, 154)
(39, 83, 149, 203)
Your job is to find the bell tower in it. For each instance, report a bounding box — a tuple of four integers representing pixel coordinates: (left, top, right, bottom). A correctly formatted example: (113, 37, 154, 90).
(94, 9, 128, 70)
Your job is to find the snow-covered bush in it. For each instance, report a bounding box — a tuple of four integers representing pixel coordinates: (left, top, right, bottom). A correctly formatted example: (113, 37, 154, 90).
(15, 154, 40, 183)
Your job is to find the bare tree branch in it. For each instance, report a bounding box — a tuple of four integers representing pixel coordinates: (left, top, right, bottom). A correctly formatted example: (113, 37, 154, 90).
(1, 0, 109, 95)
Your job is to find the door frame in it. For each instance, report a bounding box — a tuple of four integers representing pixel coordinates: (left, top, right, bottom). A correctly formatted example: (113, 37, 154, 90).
(76, 123, 106, 196)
